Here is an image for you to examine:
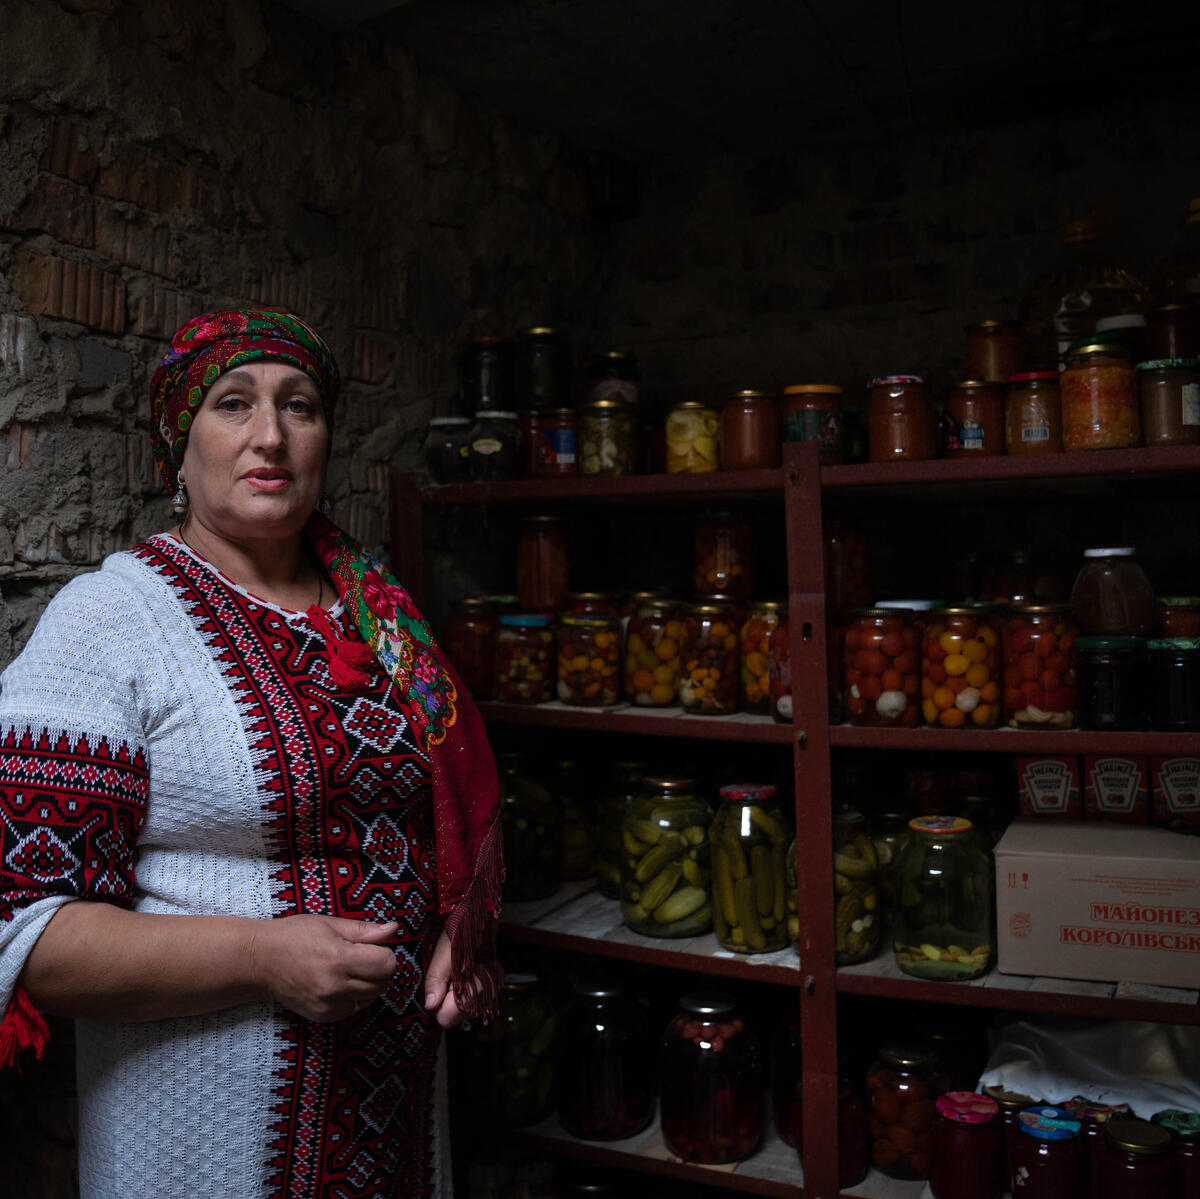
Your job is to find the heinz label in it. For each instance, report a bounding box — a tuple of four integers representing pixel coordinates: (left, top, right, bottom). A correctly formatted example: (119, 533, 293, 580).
(1084, 755, 1149, 824)
(1152, 756, 1200, 832)
(1017, 756, 1082, 818)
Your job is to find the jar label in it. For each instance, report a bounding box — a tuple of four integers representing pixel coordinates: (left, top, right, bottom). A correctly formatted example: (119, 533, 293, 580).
(784, 408, 842, 452)
(472, 438, 502, 455)
(1018, 757, 1080, 816)
(948, 418, 986, 451)
(1084, 755, 1148, 822)
(1021, 424, 1051, 443)
(540, 426, 577, 465)
(1158, 758, 1200, 815)
(1182, 383, 1200, 426)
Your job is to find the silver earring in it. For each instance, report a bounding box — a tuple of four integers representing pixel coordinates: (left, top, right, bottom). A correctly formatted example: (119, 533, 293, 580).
(172, 476, 189, 516)
(319, 493, 333, 515)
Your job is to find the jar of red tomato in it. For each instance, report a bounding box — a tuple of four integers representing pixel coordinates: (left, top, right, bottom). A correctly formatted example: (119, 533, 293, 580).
(695, 512, 754, 599)
(930, 1092, 1002, 1199)
(441, 597, 498, 699)
(1061, 340, 1141, 450)
(623, 598, 683, 705)
(1011, 1106, 1085, 1198)
(495, 614, 556, 703)
(565, 591, 619, 618)
(825, 520, 871, 617)
(739, 601, 782, 714)
(769, 615, 792, 723)
(838, 1079, 870, 1188)
(556, 616, 619, 706)
(867, 375, 935, 462)
(845, 609, 920, 727)
(866, 1042, 948, 1179)
(921, 608, 1001, 729)
(1094, 1118, 1175, 1199)
(517, 515, 568, 612)
(944, 381, 1005, 457)
(1002, 605, 1077, 729)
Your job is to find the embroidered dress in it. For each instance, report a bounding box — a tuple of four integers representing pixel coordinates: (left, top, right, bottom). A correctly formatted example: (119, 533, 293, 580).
(0, 535, 450, 1199)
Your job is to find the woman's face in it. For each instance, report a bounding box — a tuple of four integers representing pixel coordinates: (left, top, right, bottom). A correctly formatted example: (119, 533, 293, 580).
(179, 360, 329, 543)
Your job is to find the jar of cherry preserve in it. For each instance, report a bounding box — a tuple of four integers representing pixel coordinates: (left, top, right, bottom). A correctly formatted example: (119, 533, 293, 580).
(1061, 1097, 1134, 1195)
(623, 598, 683, 705)
(441, 597, 498, 699)
(844, 608, 920, 727)
(739, 601, 782, 714)
(866, 1042, 948, 1179)
(1069, 547, 1155, 637)
(930, 1092, 1001, 1199)
(557, 981, 654, 1141)
(1011, 1106, 1084, 1198)
(1094, 1118, 1175, 1199)
(1153, 1108, 1200, 1197)
(867, 375, 935, 462)
(1002, 605, 1077, 729)
(781, 383, 844, 464)
(659, 992, 764, 1164)
(694, 512, 754, 599)
(768, 614, 792, 723)
(517, 515, 569, 612)
(771, 1008, 803, 1147)
(982, 1085, 1039, 1195)
(495, 614, 555, 703)
(679, 602, 740, 715)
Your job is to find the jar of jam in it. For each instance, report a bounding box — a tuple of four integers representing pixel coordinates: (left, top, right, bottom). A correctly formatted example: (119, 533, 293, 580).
(892, 817, 992, 981)
(1147, 303, 1200, 359)
(531, 408, 581, 476)
(1006, 372, 1064, 454)
(944, 381, 1005, 457)
(516, 326, 571, 410)
(965, 319, 1023, 384)
(844, 608, 920, 727)
(1094, 1118, 1175, 1199)
(666, 400, 721, 473)
(739, 601, 782, 714)
(623, 598, 683, 705)
(679, 601, 740, 714)
(867, 375, 935, 462)
(866, 1042, 948, 1179)
(556, 615, 619, 706)
(498, 756, 561, 902)
(594, 761, 645, 899)
(771, 1009, 803, 1147)
(1076, 636, 1148, 730)
(1011, 1106, 1085, 1197)
(441, 597, 498, 699)
(1061, 1097, 1135, 1195)
(710, 783, 789, 953)
(1148, 638, 1200, 731)
(1069, 547, 1156, 637)
(549, 760, 594, 880)
(720, 389, 781, 470)
(1157, 597, 1200, 639)
(468, 409, 522, 481)
(782, 383, 844, 464)
(921, 607, 1000, 729)
(659, 992, 764, 1163)
(1002, 605, 1077, 729)
(930, 1092, 1001, 1199)
(694, 512, 754, 598)
(1137, 357, 1200, 446)
(495, 614, 556, 703)
(825, 520, 871, 616)
(982, 1085, 1039, 1196)
(839, 1078, 870, 1187)
(620, 777, 713, 938)
(1061, 341, 1140, 450)
(833, 809, 880, 965)
(557, 981, 653, 1141)
(517, 515, 569, 612)
(422, 416, 473, 482)
(1153, 1108, 1200, 1197)
(586, 349, 639, 407)
(768, 614, 792, 723)
(580, 398, 637, 476)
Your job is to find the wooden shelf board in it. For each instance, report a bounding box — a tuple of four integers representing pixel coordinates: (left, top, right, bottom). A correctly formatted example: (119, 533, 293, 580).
(515, 1114, 803, 1198)
(841, 1171, 929, 1198)
(501, 884, 800, 987)
(836, 952, 1200, 1025)
(829, 724, 1200, 754)
(479, 701, 794, 743)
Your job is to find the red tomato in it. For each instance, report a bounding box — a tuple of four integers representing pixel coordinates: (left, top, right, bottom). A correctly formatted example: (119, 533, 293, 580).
(856, 649, 889, 675)
(880, 631, 905, 657)
(1035, 633, 1057, 657)
(860, 674, 883, 702)
(925, 640, 947, 664)
(893, 649, 918, 674)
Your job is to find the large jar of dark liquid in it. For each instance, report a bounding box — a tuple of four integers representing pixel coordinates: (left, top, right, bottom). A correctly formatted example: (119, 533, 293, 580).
(1069, 547, 1155, 637)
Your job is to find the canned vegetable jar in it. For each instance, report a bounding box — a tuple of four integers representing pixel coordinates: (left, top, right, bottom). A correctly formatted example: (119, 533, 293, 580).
(844, 608, 920, 727)
(833, 809, 880, 964)
(497, 756, 561, 902)
(739, 601, 782, 713)
(1002, 605, 1077, 729)
(495, 614, 556, 703)
(441, 597, 498, 700)
(623, 598, 683, 705)
(1061, 340, 1140, 450)
(580, 398, 637, 475)
(666, 400, 721, 472)
(679, 601, 740, 715)
(921, 608, 1001, 729)
(556, 615, 619, 706)
(866, 1042, 948, 1179)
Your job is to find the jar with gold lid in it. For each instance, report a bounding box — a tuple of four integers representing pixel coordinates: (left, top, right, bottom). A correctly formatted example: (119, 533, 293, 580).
(720, 389, 780, 469)
(680, 601, 740, 714)
(666, 400, 721, 472)
(739, 601, 783, 713)
(964, 319, 1022, 384)
(1061, 339, 1140, 450)
(944, 380, 1005, 457)
(580, 398, 637, 475)
(782, 383, 844, 464)
(623, 597, 683, 705)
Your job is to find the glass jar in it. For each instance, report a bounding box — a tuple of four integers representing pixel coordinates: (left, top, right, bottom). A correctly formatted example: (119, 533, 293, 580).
(1157, 596, 1200, 639)
(679, 601, 740, 715)
(422, 416, 473, 482)
(517, 515, 569, 613)
(825, 520, 871, 617)
(1147, 303, 1200, 359)
(833, 809, 880, 965)
(785, 838, 798, 945)
(720, 390, 781, 470)
(867, 375, 935, 462)
(580, 398, 637, 476)
(1137, 357, 1200, 446)
(1153, 1108, 1200, 1198)
(944, 380, 1005, 457)
(549, 761, 594, 881)
(921, 607, 1000, 729)
(556, 615, 619, 706)
(1061, 1097, 1135, 1194)
(771, 1009, 803, 1147)
(1069, 547, 1156, 637)
(565, 592, 619, 618)
(768, 615, 792, 723)
(1076, 636, 1147, 730)
(659, 992, 764, 1163)
(468, 409, 522, 481)
(982, 1085, 1039, 1196)
(892, 816, 992, 981)
(1012, 1106, 1085, 1198)
(1095, 1118, 1175, 1199)
(665, 400, 721, 473)
(839, 1078, 870, 1187)
(498, 756, 561, 902)
(1148, 638, 1200, 731)
(930, 1092, 1001, 1199)
(461, 333, 512, 413)
(586, 349, 639, 407)
(1002, 605, 1077, 729)
(530, 408, 581, 476)
(557, 981, 654, 1141)
(965, 319, 1023, 384)
(844, 608, 920, 727)
(869, 810, 911, 930)
(594, 761, 645, 899)
(441, 597, 498, 700)
(495, 614, 556, 704)
(739, 602, 782, 714)
(782, 383, 844, 464)
(518, 410, 540, 477)
(866, 1043, 948, 1179)
(694, 512, 754, 599)
(1005, 371, 1064, 454)
(516, 326, 571, 411)
(1061, 341, 1140, 450)
(620, 777, 713, 938)
(623, 598, 683, 706)
(710, 783, 789, 954)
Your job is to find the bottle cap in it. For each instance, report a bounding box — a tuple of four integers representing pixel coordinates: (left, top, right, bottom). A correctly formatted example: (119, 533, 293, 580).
(1018, 1106, 1082, 1141)
(937, 1092, 999, 1125)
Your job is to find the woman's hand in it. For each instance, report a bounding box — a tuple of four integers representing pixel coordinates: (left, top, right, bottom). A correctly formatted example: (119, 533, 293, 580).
(423, 929, 476, 1029)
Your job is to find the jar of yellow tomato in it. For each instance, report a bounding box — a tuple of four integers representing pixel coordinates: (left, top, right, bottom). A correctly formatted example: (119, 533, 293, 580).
(920, 608, 1001, 728)
(680, 602, 740, 715)
(556, 616, 620, 706)
(740, 601, 783, 715)
(623, 598, 684, 706)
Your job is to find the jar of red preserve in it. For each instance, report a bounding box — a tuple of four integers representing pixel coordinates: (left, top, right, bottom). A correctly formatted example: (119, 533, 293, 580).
(838, 1078, 869, 1187)
(1094, 1118, 1175, 1199)
(1153, 1108, 1200, 1196)
(844, 609, 920, 727)
(866, 1042, 948, 1179)
(441, 597, 498, 699)
(771, 1008, 803, 1147)
(720, 389, 781, 469)
(531, 408, 580, 476)
(517, 515, 568, 612)
(982, 1085, 1039, 1195)
(930, 1092, 1001, 1199)
(1157, 597, 1200, 639)
(867, 375, 935, 461)
(824, 520, 871, 617)
(944, 381, 1005, 457)
(1006, 371, 1064, 454)
(781, 383, 844, 464)
(1011, 1106, 1084, 1198)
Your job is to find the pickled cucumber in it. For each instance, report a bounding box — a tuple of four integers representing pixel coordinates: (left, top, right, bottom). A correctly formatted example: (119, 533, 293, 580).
(634, 832, 686, 882)
(751, 845, 774, 916)
(640, 861, 683, 913)
(653, 885, 708, 923)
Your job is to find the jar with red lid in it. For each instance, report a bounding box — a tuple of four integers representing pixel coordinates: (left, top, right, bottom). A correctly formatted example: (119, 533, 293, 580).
(1011, 1106, 1085, 1197)
(930, 1092, 1001, 1199)
(839, 1078, 870, 1188)
(982, 1085, 1039, 1195)
(1157, 597, 1200, 639)
(739, 601, 782, 714)
(825, 520, 871, 617)
(531, 408, 580, 475)
(694, 512, 754, 599)
(769, 615, 792, 723)
(866, 1042, 948, 1179)
(1069, 547, 1155, 637)
(782, 383, 844, 464)
(845, 609, 920, 726)
(441, 597, 498, 699)
(1006, 371, 1064, 454)
(1094, 1118, 1175, 1199)
(944, 381, 1005, 457)
(495, 614, 556, 703)
(623, 598, 683, 705)
(720, 390, 781, 470)
(565, 592, 619, 618)
(921, 608, 1001, 729)
(679, 602, 739, 715)
(659, 992, 764, 1164)
(517, 515, 569, 612)
(1002, 605, 1077, 729)
(965, 319, 1023, 384)
(867, 375, 935, 462)
(771, 1009, 803, 1147)
(1153, 1108, 1200, 1197)
(556, 616, 619, 706)
(1061, 341, 1141, 450)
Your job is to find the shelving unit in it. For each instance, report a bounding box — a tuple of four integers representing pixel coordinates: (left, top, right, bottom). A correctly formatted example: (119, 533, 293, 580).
(393, 440, 1200, 1199)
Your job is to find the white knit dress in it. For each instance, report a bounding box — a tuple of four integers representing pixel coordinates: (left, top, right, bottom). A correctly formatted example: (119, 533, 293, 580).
(0, 535, 447, 1199)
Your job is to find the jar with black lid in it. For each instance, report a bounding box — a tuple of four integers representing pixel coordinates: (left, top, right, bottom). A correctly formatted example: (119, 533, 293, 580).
(1076, 636, 1147, 730)
(1147, 638, 1200, 731)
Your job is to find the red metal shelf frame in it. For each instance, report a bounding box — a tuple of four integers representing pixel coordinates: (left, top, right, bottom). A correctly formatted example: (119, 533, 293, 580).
(475, 702, 795, 743)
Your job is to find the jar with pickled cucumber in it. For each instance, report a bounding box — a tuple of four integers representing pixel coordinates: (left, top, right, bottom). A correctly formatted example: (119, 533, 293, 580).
(556, 615, 620, 705)
(498, 755, 561, 903)
(594, 761, 645, 899)
(739, 602, 782, 714)
(869, 810, 912, 929)
(666, 400, 721, 473)
(921, 607, 1001, 729)
(679, 601, 740, 714)
(892, 816, 993, 981)
(623, 598, 683, 705)
(549, 760, 594, 881)
(834, 810, 881, 965)
(710, 783, 790, 953)
(620, 776, 713, 938)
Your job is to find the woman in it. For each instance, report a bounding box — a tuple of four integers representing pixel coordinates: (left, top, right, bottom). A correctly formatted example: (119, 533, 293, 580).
(0, 309, 503, 1198)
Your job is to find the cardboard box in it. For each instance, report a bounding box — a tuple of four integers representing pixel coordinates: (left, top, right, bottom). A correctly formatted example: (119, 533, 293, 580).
(1152, 757, 1200, 833)
(1083, 754, 1150, 824)
(995, 821, 1200, 988)
(1016, 756, 1082, 819)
